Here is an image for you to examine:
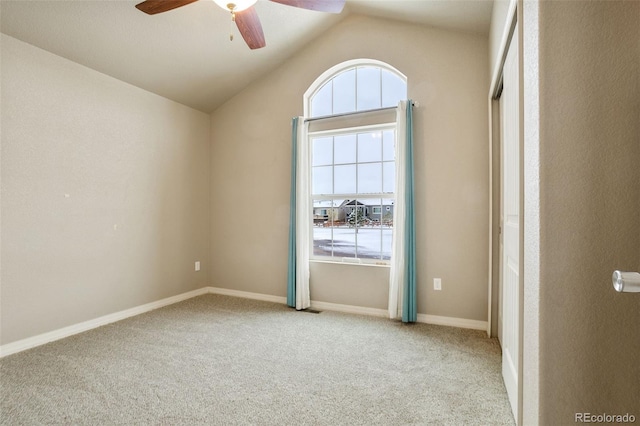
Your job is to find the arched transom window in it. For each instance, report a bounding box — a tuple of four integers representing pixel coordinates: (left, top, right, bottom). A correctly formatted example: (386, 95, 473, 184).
(305, 59, 407, 118)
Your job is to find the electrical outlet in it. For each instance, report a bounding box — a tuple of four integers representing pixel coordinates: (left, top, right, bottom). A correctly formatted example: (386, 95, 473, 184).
(195, 261, 201, 272)
(434, 278, 442, 290)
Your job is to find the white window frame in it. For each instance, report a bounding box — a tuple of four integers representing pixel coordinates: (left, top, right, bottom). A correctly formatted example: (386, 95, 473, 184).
(309, 122, 396, 264)
(304, 59, 406, 265)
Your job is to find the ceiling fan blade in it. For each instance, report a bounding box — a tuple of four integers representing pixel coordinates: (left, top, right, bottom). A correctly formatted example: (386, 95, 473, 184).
(135, 0, 198, 15)
(235, 6, 266, 50)
(269, 0, 345, 14)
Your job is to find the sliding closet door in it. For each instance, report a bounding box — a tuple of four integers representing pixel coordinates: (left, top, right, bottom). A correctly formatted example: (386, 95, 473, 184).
(499, 23, 520, 421)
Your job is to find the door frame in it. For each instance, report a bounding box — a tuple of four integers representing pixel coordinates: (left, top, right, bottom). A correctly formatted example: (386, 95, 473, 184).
(487, 0, 522, 424)
(488, 0, 518, 339)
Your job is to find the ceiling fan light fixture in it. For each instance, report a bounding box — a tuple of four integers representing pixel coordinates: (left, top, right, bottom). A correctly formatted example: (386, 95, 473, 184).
(212, 0, 257, 12)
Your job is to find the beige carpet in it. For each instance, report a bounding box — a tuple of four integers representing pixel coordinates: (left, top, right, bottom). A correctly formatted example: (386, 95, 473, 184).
(1, 294, 514, 425)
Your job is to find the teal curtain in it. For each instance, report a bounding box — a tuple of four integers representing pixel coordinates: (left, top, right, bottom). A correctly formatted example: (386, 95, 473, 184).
(286, 117, 299, 308)
(402, 101, 417, 323)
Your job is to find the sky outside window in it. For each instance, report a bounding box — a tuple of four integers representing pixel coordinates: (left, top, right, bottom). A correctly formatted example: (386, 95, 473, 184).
(310, 65, 406, 117)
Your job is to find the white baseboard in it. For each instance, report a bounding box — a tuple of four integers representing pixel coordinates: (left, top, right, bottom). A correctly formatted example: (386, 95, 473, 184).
(207, 287, 388, 319)
(0, 288, 209, 358)
(1, 286, 488, 357)
(310, 300, 388, 318)
(417, 313, 488, 331)
(208, 288, 487, 331)
(207, 286, 287, 305)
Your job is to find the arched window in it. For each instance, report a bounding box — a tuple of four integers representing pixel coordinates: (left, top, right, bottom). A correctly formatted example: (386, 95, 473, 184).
(303, 59, 407, 262)
(304, 59, 407, 118)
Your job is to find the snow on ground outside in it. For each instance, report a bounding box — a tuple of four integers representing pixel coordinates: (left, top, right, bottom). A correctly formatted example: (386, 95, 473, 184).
(313, 226, 392, 260)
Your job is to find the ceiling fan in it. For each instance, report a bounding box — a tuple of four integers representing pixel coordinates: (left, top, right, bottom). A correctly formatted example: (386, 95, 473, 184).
(135, 0, 346, 50)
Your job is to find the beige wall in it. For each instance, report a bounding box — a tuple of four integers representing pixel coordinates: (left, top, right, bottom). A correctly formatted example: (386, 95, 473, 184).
(210, 15, 490, 321)
(309, 262, 389, 310)
(530, 2, 640, 422)
(0, 35, 211, 345)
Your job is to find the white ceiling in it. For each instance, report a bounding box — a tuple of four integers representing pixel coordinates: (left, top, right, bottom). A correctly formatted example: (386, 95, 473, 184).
(0, 0, 493, 113)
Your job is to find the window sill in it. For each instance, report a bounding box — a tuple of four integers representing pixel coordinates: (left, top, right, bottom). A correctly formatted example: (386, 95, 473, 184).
(310, 259, 391, 268)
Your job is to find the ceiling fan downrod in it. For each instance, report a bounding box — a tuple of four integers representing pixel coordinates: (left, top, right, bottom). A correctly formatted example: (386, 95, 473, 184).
(229, 4, 236, 41)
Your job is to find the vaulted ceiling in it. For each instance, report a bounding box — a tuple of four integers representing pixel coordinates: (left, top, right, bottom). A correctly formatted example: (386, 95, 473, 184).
(1, 0, 493, 113)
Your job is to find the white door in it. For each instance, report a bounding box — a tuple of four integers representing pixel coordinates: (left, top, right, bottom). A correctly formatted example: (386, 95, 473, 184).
(500, 26, 520, 421)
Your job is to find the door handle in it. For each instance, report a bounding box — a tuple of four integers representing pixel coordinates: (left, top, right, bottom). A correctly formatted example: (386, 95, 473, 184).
(612, 271, 640, 293)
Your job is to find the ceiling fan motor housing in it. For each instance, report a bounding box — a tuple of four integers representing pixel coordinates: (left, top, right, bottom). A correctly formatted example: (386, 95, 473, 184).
(213, 0, 258, 12)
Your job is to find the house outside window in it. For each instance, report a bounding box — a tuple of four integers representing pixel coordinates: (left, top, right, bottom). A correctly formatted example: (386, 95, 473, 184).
(305, 59, 406, 262)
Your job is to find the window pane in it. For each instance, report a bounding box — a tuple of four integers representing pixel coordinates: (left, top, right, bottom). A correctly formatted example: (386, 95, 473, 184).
(367, 198, 383, 223)
(383, 130, 395, 161)
(333, 227, 356, 258)
(313, 200, 331, 235)
(383, 162, 395, 193)
(381, 229, 392, 260)
(381, 69, 407, 108)
(309, 65, 406, 118)
(358, 163, 382, 194)
(334, 134, 356, 164)
(328, 199, 343, 226)
(333, 69, 356, 114)
(334, 165, 356, 193)
(311, 81, 332, 117)
(312, 166, 332, 195)
(312, 137, 333, 166)
(313, 226, 333, 257)
(356, 67, 381, 111)
(313, 199, 332, 221)
(357, 132, 382, 163)
(382, 198, 394, 227)
(357, 227, 382, 260)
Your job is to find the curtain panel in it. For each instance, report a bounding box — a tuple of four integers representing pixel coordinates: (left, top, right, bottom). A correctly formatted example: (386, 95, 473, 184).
(388, 100, 417, 322)
(287, 117, 311, 310)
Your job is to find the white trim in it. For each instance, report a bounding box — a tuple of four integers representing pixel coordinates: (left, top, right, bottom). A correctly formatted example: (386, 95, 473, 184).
(207, 286, 287, 305)
(310, 259, 390, 268)
(217, 289, 488, 330)
(310, 300, 388, 318)
(308, 121, 395, 137)
(0, 288, 209, 358)
(417, 314, 488, 331)
(488, 85, 497, 338)
(1, 286, 488, 357)
(490, 0, 518, 99)
(487, 0, 518, 338)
